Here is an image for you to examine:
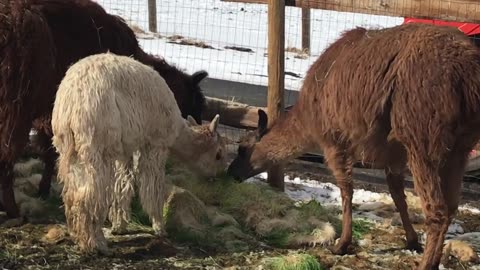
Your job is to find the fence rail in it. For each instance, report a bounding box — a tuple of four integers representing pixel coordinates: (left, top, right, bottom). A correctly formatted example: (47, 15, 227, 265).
(221, 0, 480, 23)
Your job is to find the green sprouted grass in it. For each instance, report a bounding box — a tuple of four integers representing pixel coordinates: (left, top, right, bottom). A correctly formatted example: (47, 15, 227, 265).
(352, 218, 373, 240)
(265, 253, 324, 270)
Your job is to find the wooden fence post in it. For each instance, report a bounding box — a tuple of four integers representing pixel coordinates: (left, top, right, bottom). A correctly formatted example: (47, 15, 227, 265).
(148, 0, 157, 33)
(301, 8, 311, 54)
(267, 0, 285, 191)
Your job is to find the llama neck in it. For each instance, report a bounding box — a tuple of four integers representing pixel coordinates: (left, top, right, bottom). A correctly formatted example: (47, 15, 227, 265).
(256, 111, 310, 164)
(135, 49, 185, 81)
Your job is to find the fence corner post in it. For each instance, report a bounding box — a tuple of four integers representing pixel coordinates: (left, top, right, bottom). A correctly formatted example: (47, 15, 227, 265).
(301, 7, 311, 54)
(148, 0, 157, 33)
(267, 0, 286, 191)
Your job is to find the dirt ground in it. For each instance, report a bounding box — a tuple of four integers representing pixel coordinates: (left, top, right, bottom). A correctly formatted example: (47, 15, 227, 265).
(1, 223, 476, 270)
(1, 159, 480, 270)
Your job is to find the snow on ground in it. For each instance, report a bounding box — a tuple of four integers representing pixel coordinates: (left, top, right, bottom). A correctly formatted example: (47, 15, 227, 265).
(246, 172, 480, 240)
(246, 172, 394, 207)
(95, 0, 403, 91)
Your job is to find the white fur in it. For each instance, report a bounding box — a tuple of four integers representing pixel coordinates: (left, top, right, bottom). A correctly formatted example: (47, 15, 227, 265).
(51, 53, 227, 254)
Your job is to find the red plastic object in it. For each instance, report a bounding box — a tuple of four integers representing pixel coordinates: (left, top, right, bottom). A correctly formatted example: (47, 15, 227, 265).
(403, 17, 480, 36)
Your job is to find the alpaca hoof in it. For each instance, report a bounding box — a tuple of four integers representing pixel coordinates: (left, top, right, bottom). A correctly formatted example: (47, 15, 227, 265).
(406, 240, 423, 253)
(329, 243, 350, 255)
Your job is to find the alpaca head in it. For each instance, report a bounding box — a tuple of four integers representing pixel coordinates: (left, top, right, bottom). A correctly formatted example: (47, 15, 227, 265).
(227, 109, 272, 181)
(179, 114, 228, 177)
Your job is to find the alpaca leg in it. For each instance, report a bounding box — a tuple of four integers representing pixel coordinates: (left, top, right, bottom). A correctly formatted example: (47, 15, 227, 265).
(0, 161, 19, 219)
(61, 180, 76, 238)
(137, 147, 167, 236)
(0, 126, 30, 220)
(324, 146, 353, 255)
(385, 171, 422, 252)
(408, 156, 449, 270)
(109, 158, 135, 235)
(35, 129, 57, 199)
(63, 151, 114, 254)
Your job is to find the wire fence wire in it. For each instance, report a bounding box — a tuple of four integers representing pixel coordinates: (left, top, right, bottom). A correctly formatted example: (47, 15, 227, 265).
(94, 0, 480, 160)
(95, 0, 407, 91)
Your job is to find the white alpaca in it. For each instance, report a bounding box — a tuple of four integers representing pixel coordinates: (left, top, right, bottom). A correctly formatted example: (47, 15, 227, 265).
(51, 53, 227, 254)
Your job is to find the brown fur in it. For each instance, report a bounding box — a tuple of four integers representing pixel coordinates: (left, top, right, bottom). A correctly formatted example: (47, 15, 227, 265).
(0, 0, 208, 216)
(0, 0, 56, 217)
(227, 23, 480, 270)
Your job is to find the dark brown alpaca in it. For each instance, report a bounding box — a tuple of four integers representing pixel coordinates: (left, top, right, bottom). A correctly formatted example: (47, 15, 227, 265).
(0, 0, 208, 220)
(0, 0, 57, 220)
(227, 23, 480, 270)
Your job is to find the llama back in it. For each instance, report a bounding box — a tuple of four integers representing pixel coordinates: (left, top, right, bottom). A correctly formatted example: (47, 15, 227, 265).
(32, 0, 138, 70)
(297, 24, 480, 159)
(389, 25, 480, 160)
(52, 53, 185, 165)
(32, 0, 205, 122)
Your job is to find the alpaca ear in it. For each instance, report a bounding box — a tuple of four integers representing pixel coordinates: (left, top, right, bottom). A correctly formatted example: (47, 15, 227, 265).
(187, 115, 199, 126)
(209, 114, 220, 133)
(257, 109, 268, 137)
(192, 70, 208, 85)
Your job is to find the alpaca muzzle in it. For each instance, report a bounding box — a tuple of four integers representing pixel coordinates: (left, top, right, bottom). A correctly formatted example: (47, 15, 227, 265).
(227, 162, 262, 182)
(226, 165, 243, 182)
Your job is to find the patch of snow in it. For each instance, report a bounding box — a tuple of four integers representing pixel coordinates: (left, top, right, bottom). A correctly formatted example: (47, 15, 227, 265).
(447, 222, 465, 235)
(247, 173, 393, 207)
(353, 211, 385, 223)
(459, 204, 480, 215)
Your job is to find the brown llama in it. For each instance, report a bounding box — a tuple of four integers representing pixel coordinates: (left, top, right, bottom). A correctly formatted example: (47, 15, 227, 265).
(227, 23, 480, 270)
(0, 0, 208, 220)
(0, 0, 57, 222)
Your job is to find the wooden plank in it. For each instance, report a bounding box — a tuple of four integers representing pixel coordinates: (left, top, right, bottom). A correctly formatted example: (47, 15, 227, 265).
(221, 0, 480, 24)
(266, 0, 286, 191)
(202, 97, 265, 129)
(301, 8, 311, 54)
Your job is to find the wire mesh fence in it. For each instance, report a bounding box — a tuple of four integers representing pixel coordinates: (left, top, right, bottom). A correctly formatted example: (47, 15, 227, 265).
(94, 0, 406, 92)
(94, 0, 480, 159)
